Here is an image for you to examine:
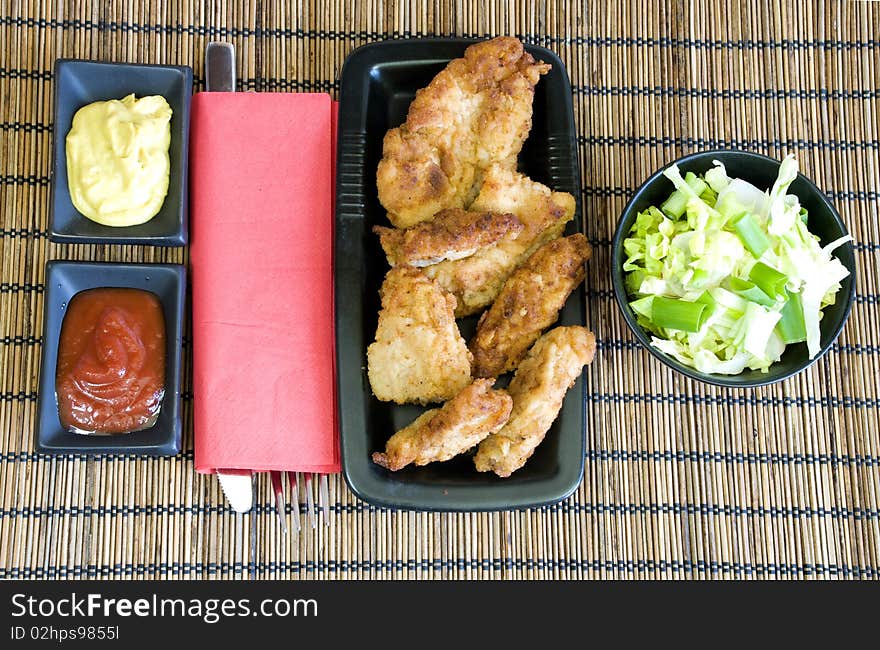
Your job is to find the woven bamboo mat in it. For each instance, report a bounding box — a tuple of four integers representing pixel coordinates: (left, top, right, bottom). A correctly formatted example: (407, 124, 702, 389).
(1, 0, 878, 580)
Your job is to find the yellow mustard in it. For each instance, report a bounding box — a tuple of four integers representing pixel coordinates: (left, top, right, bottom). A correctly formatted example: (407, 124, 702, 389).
(65, 94, 173, 227)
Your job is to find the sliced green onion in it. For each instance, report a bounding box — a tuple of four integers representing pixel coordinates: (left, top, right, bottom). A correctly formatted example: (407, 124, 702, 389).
(651, 295, 708, 332)
(748, 262, 788, 299)
(776, 289, 807, 343)
(731, 212, 770, 258)
(699, 186, 718, 205)
(726, 277, 776, 307)
(695, 290, 716, 312)
(661, 173, 709, 218)
(684, 172, 709, 196)
(661, 192, 688, 219)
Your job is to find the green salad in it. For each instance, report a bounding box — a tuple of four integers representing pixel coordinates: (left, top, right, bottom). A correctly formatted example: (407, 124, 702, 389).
(623, 154, 851, 375)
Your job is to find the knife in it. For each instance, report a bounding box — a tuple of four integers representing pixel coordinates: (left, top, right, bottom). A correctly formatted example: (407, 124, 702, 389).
(205, 41, 254, 515)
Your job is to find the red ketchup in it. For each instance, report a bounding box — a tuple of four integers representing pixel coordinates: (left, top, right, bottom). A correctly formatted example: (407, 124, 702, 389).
(56, 288, 165, 434)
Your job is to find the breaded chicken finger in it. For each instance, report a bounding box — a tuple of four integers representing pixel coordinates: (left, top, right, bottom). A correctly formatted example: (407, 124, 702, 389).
(377, 37, 550, 227)
(470, 233, 591, 378)
(374, 209, 523, 267)
(474, 326, 596, 477)
(367, 267, 472, 405)
(373, 379, 513, 471)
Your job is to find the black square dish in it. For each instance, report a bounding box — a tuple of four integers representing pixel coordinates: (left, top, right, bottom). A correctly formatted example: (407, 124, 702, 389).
(335, 39, 585, 511)
(36, 261, 186, 455)
(50, 59, 192, 245)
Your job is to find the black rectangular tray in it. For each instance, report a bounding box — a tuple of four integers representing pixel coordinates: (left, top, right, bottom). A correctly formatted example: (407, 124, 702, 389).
(335, 38, 585, 511)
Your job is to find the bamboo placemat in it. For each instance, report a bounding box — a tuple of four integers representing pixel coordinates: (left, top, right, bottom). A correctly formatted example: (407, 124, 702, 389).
(1, 0, 878, 580)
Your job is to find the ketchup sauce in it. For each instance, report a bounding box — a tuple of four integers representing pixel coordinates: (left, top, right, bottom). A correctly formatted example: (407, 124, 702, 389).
(56, 288, 165, 434)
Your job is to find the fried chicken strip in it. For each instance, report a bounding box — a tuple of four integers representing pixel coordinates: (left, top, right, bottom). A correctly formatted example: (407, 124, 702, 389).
(377, 37, 550, 228)
(367, 267, 472, 405)
(470, 234, 591, 378)
(474, 326, 596, 477)
(373, 209, 523, 268)
(372, 379, 513, 471)
(423, 165, 576, 316)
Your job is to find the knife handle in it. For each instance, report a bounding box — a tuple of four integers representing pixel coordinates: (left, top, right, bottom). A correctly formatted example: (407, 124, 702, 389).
(205, 42, 236, 93)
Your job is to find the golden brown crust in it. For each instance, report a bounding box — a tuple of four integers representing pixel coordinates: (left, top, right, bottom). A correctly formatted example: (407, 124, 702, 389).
(423, 165, 576, 316)
(470, 234, 592, 378)
(474, 326, 597, 477)
(367, 267, 472, 405)
(373, 209, 523, 267)
(372, 379, 513, 471)
(376, 37, 550, 228)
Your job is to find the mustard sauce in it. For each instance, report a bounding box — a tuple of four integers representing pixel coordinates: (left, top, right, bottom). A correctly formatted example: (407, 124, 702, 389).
(65, 94, 172, 227)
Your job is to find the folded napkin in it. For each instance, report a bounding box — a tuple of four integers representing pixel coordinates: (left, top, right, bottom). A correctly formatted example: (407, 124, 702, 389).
(190, 92, 340, 474)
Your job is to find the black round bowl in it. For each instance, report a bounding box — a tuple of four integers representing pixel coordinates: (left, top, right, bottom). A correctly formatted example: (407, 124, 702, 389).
(610, 150, 856, 388)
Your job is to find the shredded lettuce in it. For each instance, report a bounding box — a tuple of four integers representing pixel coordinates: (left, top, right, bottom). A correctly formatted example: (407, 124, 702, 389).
(766, 154, 801, 236)
(623, 154, 850, 374)
(704, 160, 731, 193)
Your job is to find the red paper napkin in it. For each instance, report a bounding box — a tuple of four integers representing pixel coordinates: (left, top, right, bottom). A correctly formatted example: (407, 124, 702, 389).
(190, 92, 340, 474)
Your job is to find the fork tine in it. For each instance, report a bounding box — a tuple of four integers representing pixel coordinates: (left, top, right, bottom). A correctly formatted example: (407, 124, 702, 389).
(318, 474, 330, 526)
(270, 471, 288, 536)
(288, 471, 300, 505)
(284, 472, 300, 535)
(304, 473, 316, 529)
